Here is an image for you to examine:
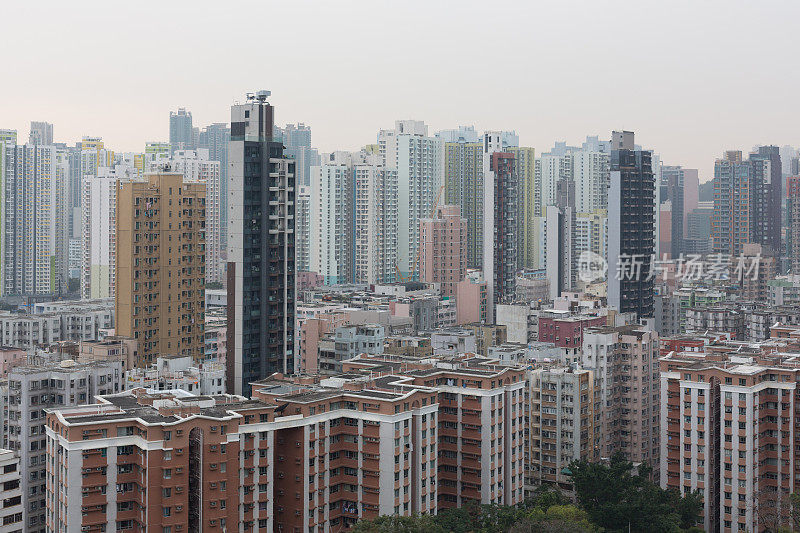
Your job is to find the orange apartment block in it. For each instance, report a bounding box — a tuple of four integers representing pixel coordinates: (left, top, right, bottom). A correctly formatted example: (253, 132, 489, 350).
(115, 173, 206, 366)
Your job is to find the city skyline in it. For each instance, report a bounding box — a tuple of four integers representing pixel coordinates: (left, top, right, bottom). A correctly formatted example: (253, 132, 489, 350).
(4, 0, 799, 180)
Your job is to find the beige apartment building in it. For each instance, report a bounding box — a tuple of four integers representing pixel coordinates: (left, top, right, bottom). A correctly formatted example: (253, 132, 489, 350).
(115, 173, 206, 366)
(526, 365, 597, 491)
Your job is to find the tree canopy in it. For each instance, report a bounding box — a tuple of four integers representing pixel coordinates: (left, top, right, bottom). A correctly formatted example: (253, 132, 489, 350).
(353, 455, 705, 533)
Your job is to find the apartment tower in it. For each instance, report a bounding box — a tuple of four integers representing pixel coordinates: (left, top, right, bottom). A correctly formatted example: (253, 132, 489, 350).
(419, 205, 467, 298)
(607, 131, 655, 319)
(227, 91, 296, 396)
(115, 172, 206, 365)
(482, 132, 517, 322)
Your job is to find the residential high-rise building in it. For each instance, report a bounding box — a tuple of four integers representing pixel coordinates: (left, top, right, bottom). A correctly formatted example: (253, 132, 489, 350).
(607, 131, 655, 319)
(296, 185, 311, 273)
(1, 140, 70, 296)
(227, 91, 296, 396)
(583, 325, 660, 471)
(156, 149, 225, 283)
(527, 365, 598, 490)
(682, 168, 699, 237)
(277, 122, 320, 187)
(660, 347, 800, 532)
(534, 138, 610, 277)
(660, 165, 685, 258)
(483, 133, 517, 322)
(77, 137, 115, 240)
(507, 146, 537, 270)
(713, 150, 752, 257)
(28, 121, 53, 145)
(47, 354, 525, 533)
(787, 175, 800, 272)
(419, 205, 466, 298)
(750, 145, 782, 256)
(353, 155, 398, 284)
(169, 107, 196, 152)
(379, 121, 442, 279)
(144, 141, 170, 167)
(443, 139, 483, 268)
(8, 359, 124, 532)
(544, 205, 576, 300)
(199, 122, 231, 252)
(572, 147, 610, 213)
(115, 172, 206, 365)
(81, 164, 137, 299)
(0, 130, 18, 296)
(310, 155, 353, 285)
(713, 147, 781, 259)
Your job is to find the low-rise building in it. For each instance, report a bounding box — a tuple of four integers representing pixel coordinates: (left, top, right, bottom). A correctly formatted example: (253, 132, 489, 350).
(0, 299, 113, 350)
(125, 355, 225, 395)
(77, 336, 137, 372)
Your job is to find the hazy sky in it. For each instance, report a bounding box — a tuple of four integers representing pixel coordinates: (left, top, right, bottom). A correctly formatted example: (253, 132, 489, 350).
(3, 0, 798, 180)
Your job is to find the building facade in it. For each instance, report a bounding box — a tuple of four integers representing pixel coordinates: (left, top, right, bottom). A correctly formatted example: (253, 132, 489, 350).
(419, 205, 466, 298)
(8, 359, 123, 531)
(227, 91, 296, 395)
(483, 135, 517, 322)
(607, 131, 655, 319)
(115, 172, 206, 365)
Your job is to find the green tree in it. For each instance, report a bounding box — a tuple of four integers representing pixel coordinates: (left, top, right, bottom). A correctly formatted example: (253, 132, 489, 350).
(351, 514, 446, 533)
(570, 453, 701, 532)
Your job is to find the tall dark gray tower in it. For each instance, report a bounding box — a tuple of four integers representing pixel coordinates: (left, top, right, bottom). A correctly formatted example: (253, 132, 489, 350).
(227, 91, 296, 396)
(750, 145, 782, 256)
(607, 131, 655, 320)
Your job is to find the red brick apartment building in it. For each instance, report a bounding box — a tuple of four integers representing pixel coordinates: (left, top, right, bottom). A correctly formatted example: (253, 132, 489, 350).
(660, 329, 800, 532)
(46, 355, 526, 532)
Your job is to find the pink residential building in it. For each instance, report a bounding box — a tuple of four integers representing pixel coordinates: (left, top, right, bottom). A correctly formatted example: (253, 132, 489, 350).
(582, 325, 660, 474)
(0, 347, 25, 378)
(419, 205, 466, 298)
(296, 303, 350, 374)
(456, 277, 488, 325)
(297, 271, 324, 290)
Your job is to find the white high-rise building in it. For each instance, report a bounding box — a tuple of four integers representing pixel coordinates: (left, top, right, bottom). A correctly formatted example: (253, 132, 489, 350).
(296, 185, 311, 273)
(310, 156, 353, 285)
(81, 164, 137, 299)
(151, 149, 224, 283)
(353, 154, 398, 284)
(378, 121, 442, 278)
(573, 150, 609, 213)
(1, 141, 70, 296)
